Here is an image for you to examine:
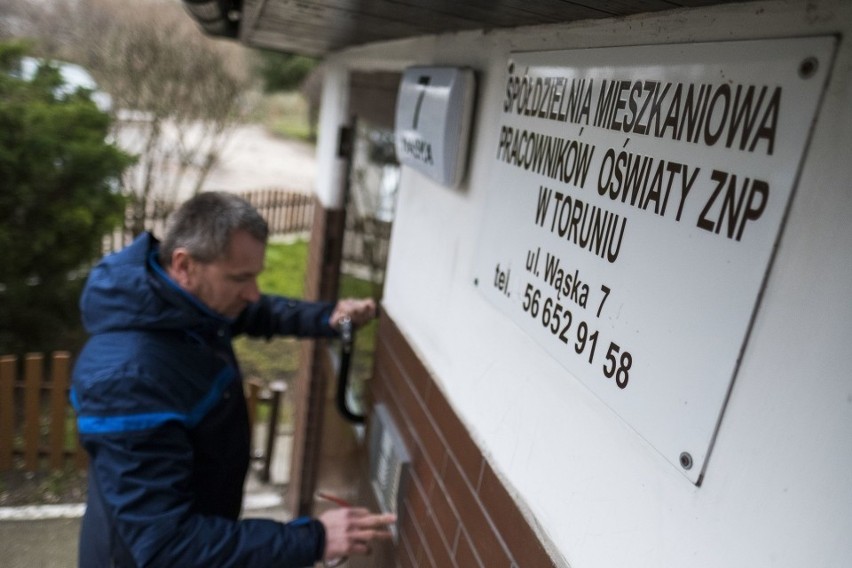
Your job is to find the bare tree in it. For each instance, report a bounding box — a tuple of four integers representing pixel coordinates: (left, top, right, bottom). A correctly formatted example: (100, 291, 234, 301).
(6, 0, 255, 236)
(89, 0, 254, 234)
(1, 0, 57, 44)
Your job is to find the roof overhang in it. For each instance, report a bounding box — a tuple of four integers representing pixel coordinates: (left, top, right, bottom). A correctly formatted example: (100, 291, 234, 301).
(182, 0, 748, 57)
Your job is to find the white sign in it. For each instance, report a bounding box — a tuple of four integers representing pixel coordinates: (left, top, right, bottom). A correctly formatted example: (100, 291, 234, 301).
(395, 67, 475, 187)
(474, 37, 834, 483)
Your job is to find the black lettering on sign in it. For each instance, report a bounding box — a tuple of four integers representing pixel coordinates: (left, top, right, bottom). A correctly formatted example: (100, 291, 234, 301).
(495, 126, 596, 188)
(400, 134, 434, 165)
(590, 79, 780, 155)
(503, 61, 594, 125)
(521, 282, 635, 389)
(542, 252, 589, 307)
(535, 186, 627, 263)
(412, 76, 431, 129)
(493, 263, 511, 297)
(697, 170, 769, 241)
(596, 148, 700, 222)
(535, 185, 552, 227)
(525, 247, 541, 276)
(596, 285, 611, 318)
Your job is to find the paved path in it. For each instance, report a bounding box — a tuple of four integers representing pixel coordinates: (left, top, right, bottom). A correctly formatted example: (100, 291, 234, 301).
(0, 474, 292, 567)
(205, 125, 317, 195)
(0, 432, 295, 567)
(0, 517, 81, 567)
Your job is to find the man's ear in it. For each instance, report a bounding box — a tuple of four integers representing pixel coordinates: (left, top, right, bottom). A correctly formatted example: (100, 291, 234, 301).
(167, 248, 195, 288)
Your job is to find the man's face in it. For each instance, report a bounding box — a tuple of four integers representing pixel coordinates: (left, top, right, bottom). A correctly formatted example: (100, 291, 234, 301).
(171, 229, 265, 319)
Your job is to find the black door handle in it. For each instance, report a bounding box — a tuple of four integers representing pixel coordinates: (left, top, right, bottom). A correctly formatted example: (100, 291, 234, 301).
(336, 316, 365, 424)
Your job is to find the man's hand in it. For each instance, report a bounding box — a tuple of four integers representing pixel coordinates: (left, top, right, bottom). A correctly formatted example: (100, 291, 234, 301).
(319, 507, 396, 562)
(330, 298, 377, 329)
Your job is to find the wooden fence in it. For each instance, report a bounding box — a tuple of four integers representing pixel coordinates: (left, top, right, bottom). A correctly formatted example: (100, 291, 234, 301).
(239, 189, 314, 236)
(103, 189, 315, 253)
(0, 352, 283, 474)
(0, 352, 85, 472)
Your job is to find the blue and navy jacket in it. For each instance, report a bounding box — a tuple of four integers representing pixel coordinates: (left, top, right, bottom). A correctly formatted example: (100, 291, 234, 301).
(71, 232, 336, 567)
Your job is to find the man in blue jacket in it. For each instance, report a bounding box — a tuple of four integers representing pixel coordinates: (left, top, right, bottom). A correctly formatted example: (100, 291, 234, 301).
(71, 191, 394, 567)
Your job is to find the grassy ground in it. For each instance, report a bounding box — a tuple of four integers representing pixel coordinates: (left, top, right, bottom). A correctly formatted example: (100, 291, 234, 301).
(248, 92, 316, 142)
(233, 239, 308, 393)
(0, 467, 88, 507)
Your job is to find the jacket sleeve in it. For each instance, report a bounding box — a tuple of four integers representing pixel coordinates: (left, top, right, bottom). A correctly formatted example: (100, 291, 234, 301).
(233, 294, 338, 339)
(78, 413, 325, 568)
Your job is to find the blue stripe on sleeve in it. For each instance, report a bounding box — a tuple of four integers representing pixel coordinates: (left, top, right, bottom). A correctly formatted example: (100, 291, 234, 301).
(77, 411, 189, 434)
(75, 366, 236, 434)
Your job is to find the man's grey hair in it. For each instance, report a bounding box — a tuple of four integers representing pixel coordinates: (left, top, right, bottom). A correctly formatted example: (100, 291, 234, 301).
(160, 191, 269, 264)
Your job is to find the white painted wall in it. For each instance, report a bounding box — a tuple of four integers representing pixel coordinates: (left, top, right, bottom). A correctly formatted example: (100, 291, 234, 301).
(324, 1, 852, 566)
(314, 63, 349, 209)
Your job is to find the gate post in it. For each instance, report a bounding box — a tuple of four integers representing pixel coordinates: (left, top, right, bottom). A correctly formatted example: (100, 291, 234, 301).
(288, 198, 347, 515)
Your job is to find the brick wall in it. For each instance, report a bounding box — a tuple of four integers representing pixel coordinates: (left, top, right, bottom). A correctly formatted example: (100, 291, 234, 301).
(370, 315, 557, 568)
